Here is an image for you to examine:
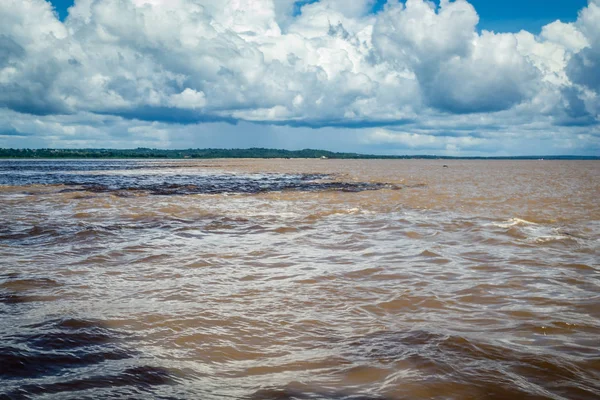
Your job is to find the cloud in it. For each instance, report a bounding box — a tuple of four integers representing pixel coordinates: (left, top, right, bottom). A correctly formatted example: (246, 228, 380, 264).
(565, 0, 600, 120)
(0, 0, 598, 154)
(1, 105, 598, 156)
(169, 89, 207, 110)
(373, 1, 543, 114)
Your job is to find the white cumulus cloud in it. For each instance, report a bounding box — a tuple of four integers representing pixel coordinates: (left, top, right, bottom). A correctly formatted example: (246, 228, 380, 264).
(0, 0, 598, 154)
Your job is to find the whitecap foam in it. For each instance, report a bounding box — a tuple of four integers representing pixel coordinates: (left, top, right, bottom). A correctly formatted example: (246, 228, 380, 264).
(521, 225, 574, 244)
(488, 218, 577, 244)
(532, 234, 572, 244)
(491, 218, 538, 228)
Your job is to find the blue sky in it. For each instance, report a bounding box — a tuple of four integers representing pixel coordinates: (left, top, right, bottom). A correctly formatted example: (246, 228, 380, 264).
(48, 0, 74, 20)
(463, 0, 587, 32)
(1, 0, 598, 155)
(50, 0, 588, 32)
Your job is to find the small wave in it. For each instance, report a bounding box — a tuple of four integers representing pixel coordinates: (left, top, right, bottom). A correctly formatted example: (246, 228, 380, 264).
(6, 366, 174, 398)
(306, 207, 364, 221)
(521, 225, 579, 244)
(490, 219, 582, 245)
(250, 385, 390, 400)
(0, 277, 62, 291)
(532, 234, 573, 244)
(340, 330, 599, 399)
(491, 218, 538, 228)
(0, 293, 36, 304)
(0, 275, 63, 306)
(0, 318, 131, 379)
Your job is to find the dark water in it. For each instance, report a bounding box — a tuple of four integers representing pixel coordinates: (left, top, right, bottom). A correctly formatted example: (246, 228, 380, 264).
(0, 159, 598, 399)
(0, 160, 398, 195)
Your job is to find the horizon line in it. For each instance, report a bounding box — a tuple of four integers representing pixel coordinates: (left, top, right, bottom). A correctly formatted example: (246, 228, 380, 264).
(0, 147, 598, 160)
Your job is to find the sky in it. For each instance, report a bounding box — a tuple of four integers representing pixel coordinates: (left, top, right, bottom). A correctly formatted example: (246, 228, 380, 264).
(0, 0, 599, 156)
(49, 0, 590, 32)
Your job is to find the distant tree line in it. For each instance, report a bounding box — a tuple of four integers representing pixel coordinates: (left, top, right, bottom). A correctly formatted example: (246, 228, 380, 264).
(0, 148, 597, 160)
(0, 147, 414, 159)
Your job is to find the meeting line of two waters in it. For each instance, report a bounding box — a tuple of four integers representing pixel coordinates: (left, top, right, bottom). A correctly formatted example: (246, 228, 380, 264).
(0, 159, 598, 399)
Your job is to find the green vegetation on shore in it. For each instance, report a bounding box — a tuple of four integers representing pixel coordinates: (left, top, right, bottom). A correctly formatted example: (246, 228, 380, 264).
(0, 148, 597, 160)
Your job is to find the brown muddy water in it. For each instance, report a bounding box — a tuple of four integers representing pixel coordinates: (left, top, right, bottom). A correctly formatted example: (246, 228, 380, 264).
(0, 159, 598, 400)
